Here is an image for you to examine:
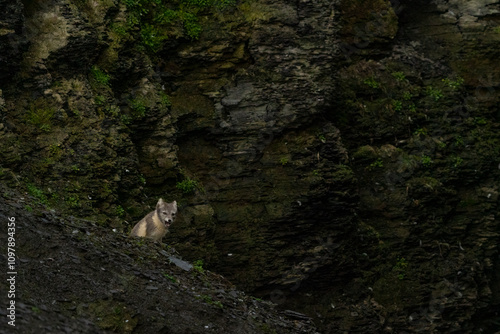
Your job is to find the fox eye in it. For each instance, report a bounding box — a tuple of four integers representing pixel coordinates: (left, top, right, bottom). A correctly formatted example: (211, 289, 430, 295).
(162, 211, 167, 215)
(172, 213, 176, 216)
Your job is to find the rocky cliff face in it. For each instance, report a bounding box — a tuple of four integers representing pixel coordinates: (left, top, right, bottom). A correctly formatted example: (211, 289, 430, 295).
(0, 0, 499, 332)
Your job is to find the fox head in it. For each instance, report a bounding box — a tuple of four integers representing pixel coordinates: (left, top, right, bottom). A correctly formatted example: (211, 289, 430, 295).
(156, 198, 177, 228)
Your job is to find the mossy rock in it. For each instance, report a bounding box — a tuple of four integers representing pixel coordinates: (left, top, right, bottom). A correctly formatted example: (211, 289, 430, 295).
(353, 145, 379, 162)
(84, 300, 137, 333)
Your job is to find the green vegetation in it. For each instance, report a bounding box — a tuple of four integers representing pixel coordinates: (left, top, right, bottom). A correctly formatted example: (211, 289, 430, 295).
(115, 205, 125, 217)
(442, 77, 464, 90)
(140, 23, 168, 53)
(452, 156, 463, 168)
(391, 71, 406, 81)
(66, 195, 80, 208)
(162, 272, 177, 283)
(426, 86, 443, 101)
(88, 300, 137, 332)
(159, 92, 172, 107)
(90, 66, 111, 86)
(414, 127, 427, 136)
(363, 77, 379, 89)
(176, 177, 199, 194)
(193, 259, 205, 274)
(26, 183, 49, 205)
(48, 143, 61, 155)
(89, 66, 113, 113)
(455, 136, 464, 147)
(402, 91, 413, 101)
(182, 12, 203, 40)
(392, 99, 403, 111)
(198, 294, 223, 308)
(279, 157, 289, 166)
(26, 101, 55, 133)
(407, 103, 416, 113)
(317, 132, 326, 143)
(420, 155, 432, 167)
(370, 158, 384, 169)
(122, 0, 236, 52)
(129, 98, 148, 119)
(474, 117, 488, 125)
(393, 257, 409, 280)
(121, 91, 169, 123)
(117, 96, 153, 124)
(111, 22, 128, 37)
(94, 95, 106, 105)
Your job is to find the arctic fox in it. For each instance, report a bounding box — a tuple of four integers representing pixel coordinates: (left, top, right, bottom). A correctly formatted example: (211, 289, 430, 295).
(130, 199, 177, 242)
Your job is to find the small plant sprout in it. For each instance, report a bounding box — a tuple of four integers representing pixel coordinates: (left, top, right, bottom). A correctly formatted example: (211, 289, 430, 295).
(453, 156, 463, 168)
(414, 128, 428, 136)
(163, 272, 177, 283)
(116, 205, 125, 217)
(317, 133, 326, 143)
(279, 157, 289, 166)
(370, 158, 384, 169)
(392, 100, 403, 111)
(442, 77, 464, 90)
(403, 91, 413, 101)
(393, 257, 409, 280)
(176, 177, 198, 194)
(426, 86, 444, 101)
(90, 66, 111, 86)
(391, 71, 406, 81)
(193, 259, 205, 274)
(363, 77, 379, 89)
(408, 103, 416, 113)
(421, 155, 433, 167)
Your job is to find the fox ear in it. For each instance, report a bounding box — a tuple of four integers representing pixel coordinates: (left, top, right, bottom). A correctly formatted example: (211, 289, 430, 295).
(157, 198, 164, 208)
(172, 200, 177, 208)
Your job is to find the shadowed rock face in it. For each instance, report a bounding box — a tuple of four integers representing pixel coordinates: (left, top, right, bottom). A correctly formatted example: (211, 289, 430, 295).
(0, 0, 499, 332)
(0, 0, 28, 82)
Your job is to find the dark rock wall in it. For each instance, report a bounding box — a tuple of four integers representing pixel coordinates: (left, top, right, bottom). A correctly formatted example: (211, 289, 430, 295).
(0, 0, 28, 82)
(0, 0, 499, 332)
(158, 0, 355, 296)
(321, 0, 500, 332)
